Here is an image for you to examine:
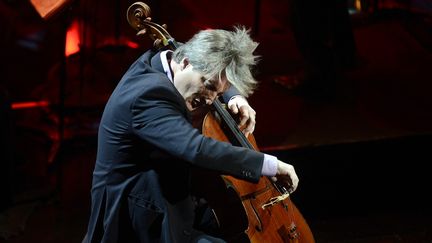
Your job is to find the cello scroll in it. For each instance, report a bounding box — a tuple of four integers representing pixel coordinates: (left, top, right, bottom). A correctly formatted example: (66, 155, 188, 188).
(126, 2, 178, 49)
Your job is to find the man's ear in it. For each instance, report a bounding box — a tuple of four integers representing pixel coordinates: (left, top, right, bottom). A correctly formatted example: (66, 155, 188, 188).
(181, 58, 190, 70)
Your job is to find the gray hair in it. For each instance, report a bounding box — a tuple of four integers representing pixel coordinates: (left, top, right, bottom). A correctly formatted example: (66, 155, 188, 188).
(172, 26, 259, 97)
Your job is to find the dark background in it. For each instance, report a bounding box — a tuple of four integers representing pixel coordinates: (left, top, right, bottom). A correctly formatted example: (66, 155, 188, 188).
(1, 0, 432, 242)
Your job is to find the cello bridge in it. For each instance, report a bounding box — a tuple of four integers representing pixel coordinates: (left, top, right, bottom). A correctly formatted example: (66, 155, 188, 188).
(261, 192, 290, 209)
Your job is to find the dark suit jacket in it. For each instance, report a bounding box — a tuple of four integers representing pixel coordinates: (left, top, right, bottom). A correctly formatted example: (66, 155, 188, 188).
(84, 49, 264, 243)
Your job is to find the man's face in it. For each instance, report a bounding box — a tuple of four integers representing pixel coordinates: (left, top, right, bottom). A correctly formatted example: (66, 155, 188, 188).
(173, 63, 230, 111)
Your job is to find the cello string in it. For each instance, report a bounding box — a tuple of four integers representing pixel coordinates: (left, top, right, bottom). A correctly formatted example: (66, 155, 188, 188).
(213, 99, 288, 195)
(213, 99, 253, 149)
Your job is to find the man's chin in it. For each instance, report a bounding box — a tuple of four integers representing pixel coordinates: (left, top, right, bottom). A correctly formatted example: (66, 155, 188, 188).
(187, 102, 208, 112)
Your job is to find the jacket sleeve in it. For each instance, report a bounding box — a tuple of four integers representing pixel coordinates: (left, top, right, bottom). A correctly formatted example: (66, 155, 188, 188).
(130, 84, 263, 183)
(221, 85, 241, 103)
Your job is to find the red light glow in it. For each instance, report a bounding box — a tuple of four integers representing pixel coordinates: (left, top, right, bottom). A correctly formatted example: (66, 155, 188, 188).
(11, 100, 50, 109)
(65, 20, 80, 57)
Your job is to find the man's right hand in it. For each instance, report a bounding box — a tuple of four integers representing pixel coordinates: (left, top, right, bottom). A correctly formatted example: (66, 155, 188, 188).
(272, 161, 299, 193)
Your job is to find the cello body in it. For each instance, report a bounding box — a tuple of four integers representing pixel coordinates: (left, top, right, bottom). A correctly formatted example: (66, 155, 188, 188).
(200, 111, 315, 243)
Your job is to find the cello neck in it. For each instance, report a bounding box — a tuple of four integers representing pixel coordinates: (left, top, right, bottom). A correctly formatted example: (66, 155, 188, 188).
(212, 99, 290, 195)
(212, 99, 253, 149)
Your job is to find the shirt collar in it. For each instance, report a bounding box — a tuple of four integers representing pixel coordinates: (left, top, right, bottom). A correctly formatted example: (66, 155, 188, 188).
(160, 50, 174, 83)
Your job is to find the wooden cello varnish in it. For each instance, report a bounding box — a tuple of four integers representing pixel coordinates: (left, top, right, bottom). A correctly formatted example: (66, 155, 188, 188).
(202, 103, 315, 243)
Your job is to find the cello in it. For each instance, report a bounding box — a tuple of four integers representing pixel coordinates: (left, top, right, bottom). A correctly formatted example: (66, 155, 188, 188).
(126, 3, 315, 242)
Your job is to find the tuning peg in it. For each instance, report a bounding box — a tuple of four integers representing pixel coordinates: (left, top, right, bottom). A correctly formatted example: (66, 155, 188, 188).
(136, 28, 148, 36)
(153, 39, 162, 48)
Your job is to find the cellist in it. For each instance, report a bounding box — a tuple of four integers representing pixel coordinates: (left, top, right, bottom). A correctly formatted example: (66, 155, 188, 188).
(83, 26, 299, 243)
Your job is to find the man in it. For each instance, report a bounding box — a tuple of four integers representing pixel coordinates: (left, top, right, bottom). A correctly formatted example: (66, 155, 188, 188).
(83, 26, 299, 243)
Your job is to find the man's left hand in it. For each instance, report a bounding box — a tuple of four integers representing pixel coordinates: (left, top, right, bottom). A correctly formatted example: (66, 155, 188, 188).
(227, 96, 256, 137)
